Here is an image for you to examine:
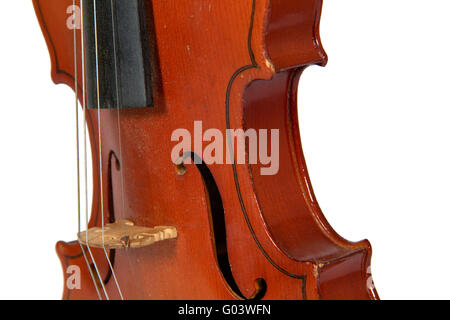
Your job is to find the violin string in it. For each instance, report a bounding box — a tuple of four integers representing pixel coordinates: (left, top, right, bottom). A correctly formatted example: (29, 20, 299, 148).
(110, 0, 126, 222)
(92, 0, 124, 300)
(110, 0, 143, 299)
(73, 0, 81, 250)
(73, 0, 102, 300)
(80, 0, 109, 300)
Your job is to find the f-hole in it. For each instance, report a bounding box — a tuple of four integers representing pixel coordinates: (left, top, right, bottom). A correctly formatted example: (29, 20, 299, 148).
(184, 152, 267, 300)
(89, 151, 121, 286)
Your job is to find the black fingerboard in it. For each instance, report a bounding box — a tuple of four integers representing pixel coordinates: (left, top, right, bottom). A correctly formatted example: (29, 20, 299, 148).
(83, 0, 153, 109)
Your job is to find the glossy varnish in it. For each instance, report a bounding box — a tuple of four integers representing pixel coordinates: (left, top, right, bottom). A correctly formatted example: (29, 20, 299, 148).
(33, 0, 379, 300)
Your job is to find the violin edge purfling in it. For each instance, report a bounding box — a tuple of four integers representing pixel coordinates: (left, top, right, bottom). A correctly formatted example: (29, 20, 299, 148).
(33, 0, 379, 300)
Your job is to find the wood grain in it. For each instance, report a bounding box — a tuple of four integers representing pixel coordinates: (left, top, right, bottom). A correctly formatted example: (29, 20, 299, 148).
(33, 0, 379, 300)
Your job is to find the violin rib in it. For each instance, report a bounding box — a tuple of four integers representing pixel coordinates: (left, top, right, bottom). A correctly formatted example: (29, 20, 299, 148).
(34, 0, 378, 300)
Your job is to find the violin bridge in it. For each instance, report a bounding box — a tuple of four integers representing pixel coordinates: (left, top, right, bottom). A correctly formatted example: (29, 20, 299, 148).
(77, 220, 177, 250)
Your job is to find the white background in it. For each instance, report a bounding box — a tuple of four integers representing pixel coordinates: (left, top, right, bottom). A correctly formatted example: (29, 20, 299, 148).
(0, 1, 449, 299)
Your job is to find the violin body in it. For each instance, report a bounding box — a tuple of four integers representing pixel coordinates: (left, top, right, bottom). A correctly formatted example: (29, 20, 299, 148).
(33, 0, 379, 300)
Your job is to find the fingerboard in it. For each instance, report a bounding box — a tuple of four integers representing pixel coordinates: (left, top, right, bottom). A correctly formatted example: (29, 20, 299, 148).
(82, 0, 153, 109)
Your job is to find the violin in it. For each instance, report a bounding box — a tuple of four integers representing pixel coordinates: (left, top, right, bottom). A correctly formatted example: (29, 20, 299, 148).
(32, 0, 379, 300)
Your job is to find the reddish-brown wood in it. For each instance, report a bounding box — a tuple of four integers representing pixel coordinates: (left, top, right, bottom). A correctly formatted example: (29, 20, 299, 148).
(33, 0, 379, 300)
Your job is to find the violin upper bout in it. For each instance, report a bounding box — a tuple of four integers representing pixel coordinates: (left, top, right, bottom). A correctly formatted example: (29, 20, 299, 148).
(33, 0, 78, 90)
(265, 0, 327, 71)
